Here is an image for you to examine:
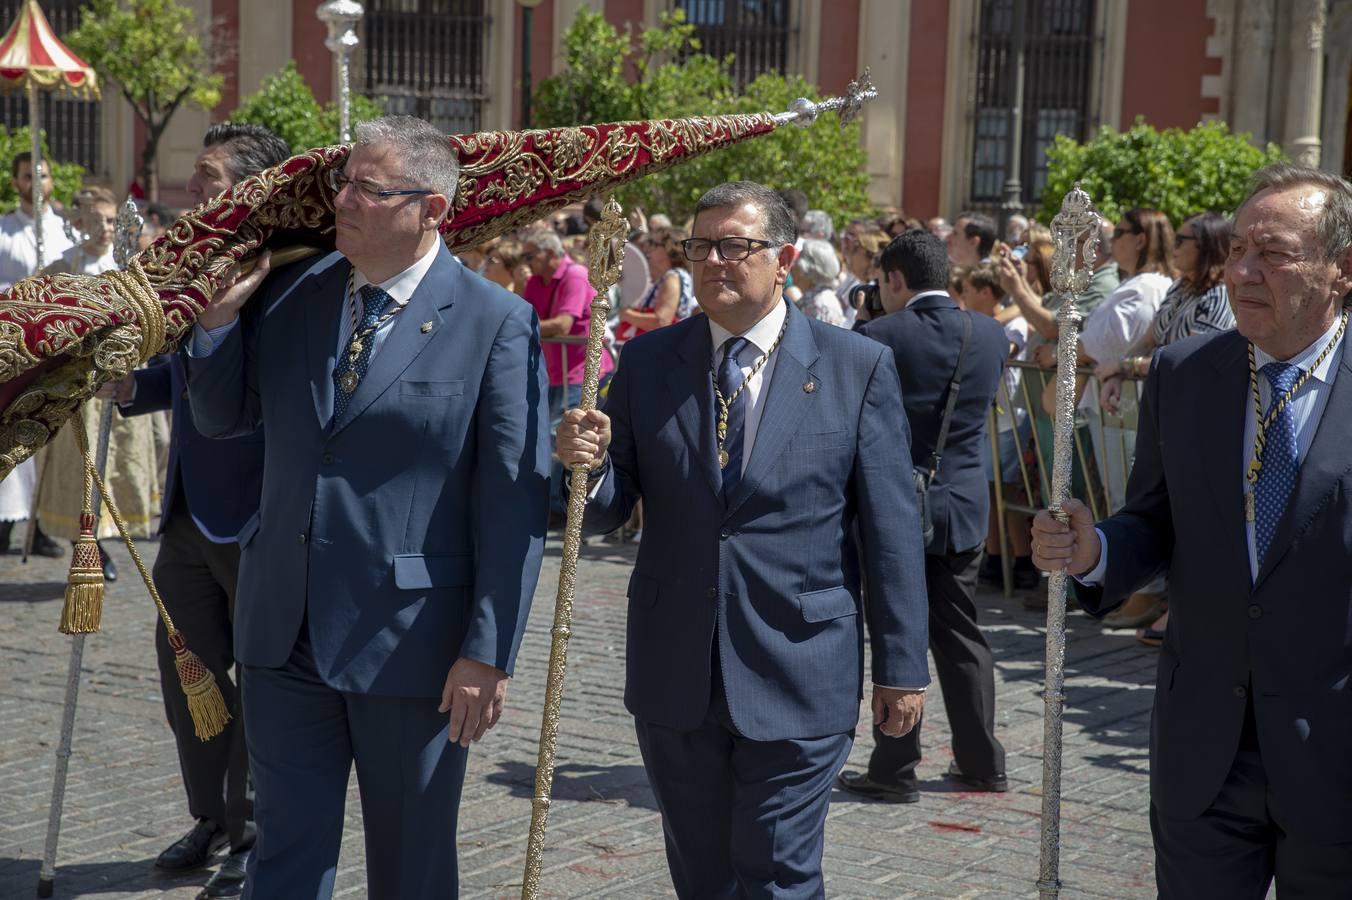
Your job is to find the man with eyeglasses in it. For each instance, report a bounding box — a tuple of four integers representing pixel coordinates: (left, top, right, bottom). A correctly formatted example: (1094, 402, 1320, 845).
(184, 115, 550, 899)
(556, 180, 929, 897)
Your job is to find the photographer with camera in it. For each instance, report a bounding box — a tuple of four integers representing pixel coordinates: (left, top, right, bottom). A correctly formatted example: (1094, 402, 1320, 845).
(838, 228, 1013, 803)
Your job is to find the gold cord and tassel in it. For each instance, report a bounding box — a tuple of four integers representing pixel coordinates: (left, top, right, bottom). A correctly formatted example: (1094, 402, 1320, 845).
(62, 408, 231, 740)
(58, 417, 104, 634)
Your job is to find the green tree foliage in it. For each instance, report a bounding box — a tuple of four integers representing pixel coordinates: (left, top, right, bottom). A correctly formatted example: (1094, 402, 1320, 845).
(229, 62, 385, 155)
(1040, 118, 1285, 225)
(532, 8, 873, 227)
(67, 0, 223, 201)
(0, 126, 85, 214)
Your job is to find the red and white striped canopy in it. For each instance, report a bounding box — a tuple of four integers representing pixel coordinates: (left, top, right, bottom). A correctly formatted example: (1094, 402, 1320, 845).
(0, 0, 97, 97)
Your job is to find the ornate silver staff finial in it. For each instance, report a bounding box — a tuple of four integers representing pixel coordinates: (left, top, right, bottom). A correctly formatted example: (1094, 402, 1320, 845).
(113, 197, 144, 269)
(774, 68, 878, 128)
(317, 0, 365, 143)
(1049, 181, 1101, 303)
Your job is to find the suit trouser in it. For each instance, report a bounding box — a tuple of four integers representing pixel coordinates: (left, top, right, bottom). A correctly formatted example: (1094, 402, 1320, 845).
(633, 670, 853, 900)
(152, 504, 253, 849)
(240, 622, 468, 900)
(1152, 748, 1352, 899)
(866, 548, 1005, 785)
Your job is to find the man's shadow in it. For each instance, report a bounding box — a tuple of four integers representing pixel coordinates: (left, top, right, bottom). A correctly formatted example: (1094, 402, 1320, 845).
(0, 856, 210, 897)
(486, 759, 658, 811)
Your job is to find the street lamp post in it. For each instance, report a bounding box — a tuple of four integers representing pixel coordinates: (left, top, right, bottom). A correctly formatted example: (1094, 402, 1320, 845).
(517, 0, 543, 128)
(999, 0, 1028, 234)
(317, 0, 364, 143)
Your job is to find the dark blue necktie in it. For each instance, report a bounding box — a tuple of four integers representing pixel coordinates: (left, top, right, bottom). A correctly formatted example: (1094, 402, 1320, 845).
(719, 337, 752, 499)
(1254, 361, 1301, 565)
(333, 284, 390, 419)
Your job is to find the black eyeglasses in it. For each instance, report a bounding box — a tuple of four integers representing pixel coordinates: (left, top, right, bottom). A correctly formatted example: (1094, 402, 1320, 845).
(681, 237, 776, 262)
(1174, 234, 1197, 248)
(1112, 225, 1140, 239)
(326, 169, 434, 202)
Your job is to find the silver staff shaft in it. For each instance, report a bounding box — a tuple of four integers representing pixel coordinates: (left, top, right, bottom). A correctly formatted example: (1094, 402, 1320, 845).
(37, 400, 115, 899)
(1038, 183, 1100, 899)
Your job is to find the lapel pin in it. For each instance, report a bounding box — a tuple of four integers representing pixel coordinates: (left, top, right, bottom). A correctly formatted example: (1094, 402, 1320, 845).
(803, 381, 815, 393)
(420, 321, 433, 333)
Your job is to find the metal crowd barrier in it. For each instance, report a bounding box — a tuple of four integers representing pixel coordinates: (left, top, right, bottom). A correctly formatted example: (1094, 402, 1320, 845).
(987, 358, 1145, 598)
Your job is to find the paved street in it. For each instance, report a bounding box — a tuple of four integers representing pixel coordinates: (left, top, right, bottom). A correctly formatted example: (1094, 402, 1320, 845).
(1, 532, 1160, 899)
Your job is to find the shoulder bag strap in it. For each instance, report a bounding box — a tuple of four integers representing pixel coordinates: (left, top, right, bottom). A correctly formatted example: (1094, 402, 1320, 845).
(928, 310, 973, 477)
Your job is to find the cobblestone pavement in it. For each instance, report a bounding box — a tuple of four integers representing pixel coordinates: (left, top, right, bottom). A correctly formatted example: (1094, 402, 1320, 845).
(1, 531, 1164, 899)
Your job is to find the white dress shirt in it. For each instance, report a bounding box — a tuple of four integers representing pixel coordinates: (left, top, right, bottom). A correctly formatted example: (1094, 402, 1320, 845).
(0, 207, 74, 289)
(1079, 314, 1346, 585)
(190, 241, 442, 360)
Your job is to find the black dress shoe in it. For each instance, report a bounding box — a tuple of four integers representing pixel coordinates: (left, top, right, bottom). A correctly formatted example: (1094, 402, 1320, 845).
(0, 520, 12, 554)
(835, 770, 919, 803)
(198, 847, 249, 898)
(97, 542, 117, 582)
(945, 762, 1009, 792)
(31, 525, 64, 559)
(156, 820, 227, 871)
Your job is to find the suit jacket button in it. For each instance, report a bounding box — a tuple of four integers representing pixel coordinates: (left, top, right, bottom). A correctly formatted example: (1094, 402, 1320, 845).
(322, 452, 335, 464)
(298, 533, 308, 545)
(706, 588, 718, 599)
(1233, 685, 1247, 699)
(719, 529, 731, 539)
(1247, 604, 1262, 619)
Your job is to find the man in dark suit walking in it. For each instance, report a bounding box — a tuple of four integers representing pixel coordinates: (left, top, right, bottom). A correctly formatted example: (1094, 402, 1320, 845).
(1034, 164, 1352, 896)
(557, 181, 930, 898)
(837, 229, 1011, 803)
(184, 115, 550, 899)
(99, 122, 290, 899)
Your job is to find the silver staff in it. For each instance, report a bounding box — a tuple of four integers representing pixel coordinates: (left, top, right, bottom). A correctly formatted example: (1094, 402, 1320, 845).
(37, 198, 143, 900)
(317, 0, 364, 143)
(1037, 183, 1100, 900)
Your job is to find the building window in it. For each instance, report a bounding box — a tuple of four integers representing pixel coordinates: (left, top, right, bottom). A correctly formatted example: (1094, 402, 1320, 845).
(0, 0, 102, 175)
(672, 0, 795, 89)
(969, 0, 1096, 208)
(363, 0, 488, 135)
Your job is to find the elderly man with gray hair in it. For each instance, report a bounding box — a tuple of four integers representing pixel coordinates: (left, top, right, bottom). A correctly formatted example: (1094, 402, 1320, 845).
(185, 114, 551, 899)
(791, 236, 847, 326)
(1035, 163, 1352, 898)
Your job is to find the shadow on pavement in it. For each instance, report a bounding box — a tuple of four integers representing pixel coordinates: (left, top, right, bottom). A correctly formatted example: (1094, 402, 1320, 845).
(487, 759, 658, 811)
(0, 855, 209, 897)
(0, 582, 67, 602)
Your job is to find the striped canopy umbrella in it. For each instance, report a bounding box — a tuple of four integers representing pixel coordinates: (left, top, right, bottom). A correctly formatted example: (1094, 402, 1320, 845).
(0, 0, 98, 271)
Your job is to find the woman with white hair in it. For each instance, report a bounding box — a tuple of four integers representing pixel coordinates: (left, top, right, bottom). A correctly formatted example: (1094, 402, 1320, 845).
(791, 237, 847, 327)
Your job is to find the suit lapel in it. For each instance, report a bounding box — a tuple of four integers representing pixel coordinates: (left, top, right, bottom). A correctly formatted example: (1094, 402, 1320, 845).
(1200, 333, 1250, 577)
(331, 247, 456, 436)
(1256, 333, 1352, 585)
(665, 320, 722, 497)
(724, 303, 820, 518)
(303, 258, 351, 430)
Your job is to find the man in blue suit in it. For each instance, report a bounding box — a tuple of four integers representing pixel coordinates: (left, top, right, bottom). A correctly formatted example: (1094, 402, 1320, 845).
(184, 115, 550, 900)
(557, 181, 929, 898)
(1034, 163, 1352, 897)
(100, 122, 291, 899)
(837, 230, 1011, 804)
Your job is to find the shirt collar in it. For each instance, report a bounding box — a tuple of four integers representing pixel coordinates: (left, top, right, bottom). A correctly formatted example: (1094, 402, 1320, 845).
(708, 298, 789, 359)
(906, 289, 950, 308)
(351, 240, 441, 308)
(1253, 312, 1347, 387)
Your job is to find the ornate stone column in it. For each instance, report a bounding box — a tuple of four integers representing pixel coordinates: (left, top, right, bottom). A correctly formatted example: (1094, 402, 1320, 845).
(1320, 0, 1352, 173)
(1282, 0, 1326, 167)
(1230, 0, 1275, 143)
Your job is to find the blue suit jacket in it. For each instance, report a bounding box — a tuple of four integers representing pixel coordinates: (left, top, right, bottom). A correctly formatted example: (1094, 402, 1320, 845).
(858, 294, 1010, 555)
(184, 246, 551, 696)
(1076, 329, 1352, 841)
(585, 301, 930, 742)
(123, 353, 270, 541)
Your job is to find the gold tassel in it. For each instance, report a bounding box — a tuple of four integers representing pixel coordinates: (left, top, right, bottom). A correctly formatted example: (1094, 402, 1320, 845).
(60, 513, 104, 633)
(168, 631, 231, 740)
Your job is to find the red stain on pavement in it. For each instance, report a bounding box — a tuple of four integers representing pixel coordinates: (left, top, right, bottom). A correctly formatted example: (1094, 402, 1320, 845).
(928, 820, 982, 833)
